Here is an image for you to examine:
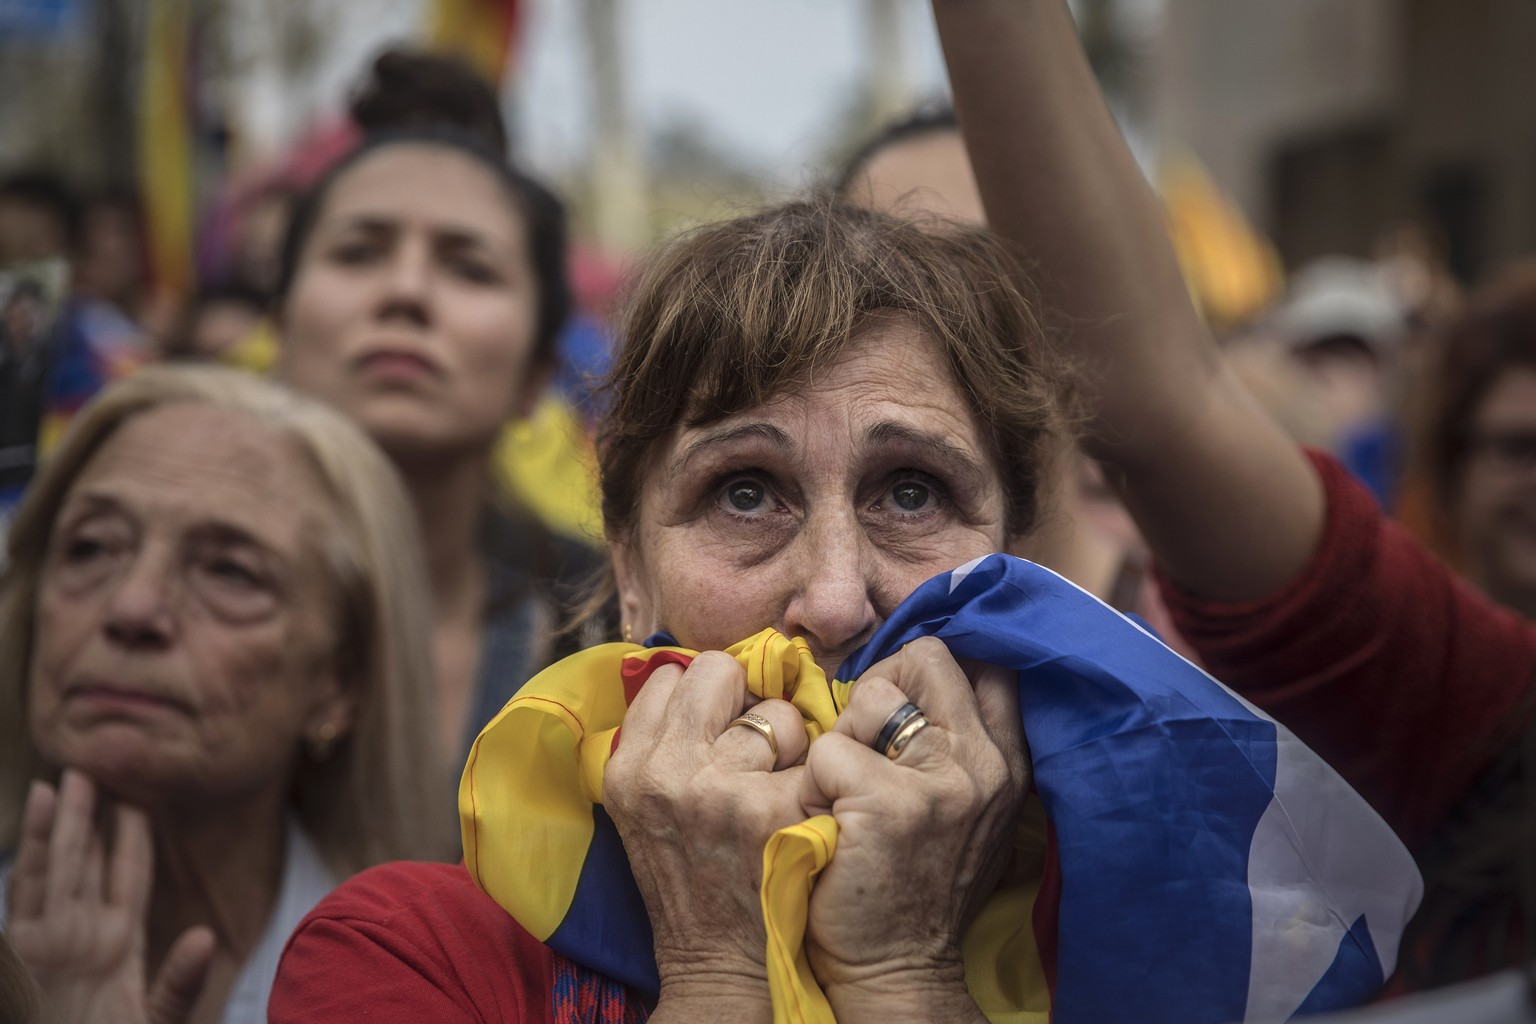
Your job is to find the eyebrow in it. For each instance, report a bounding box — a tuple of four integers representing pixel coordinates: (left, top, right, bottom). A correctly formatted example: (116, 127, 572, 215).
(191, 521, 273, 551)
(865, 421, 987, 481)
(331, 215, 503, 254)
(54, 492, 128, 530)
(667, 418, 987, 483)
(328, 215, 395, 236)
(65, 489, 274, 552)
(671, 422, 794, 473)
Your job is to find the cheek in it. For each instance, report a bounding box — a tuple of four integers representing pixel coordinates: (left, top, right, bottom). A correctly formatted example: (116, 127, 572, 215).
(28, 588, 92, 708)
(452, 303, 539, 408)
(191, 626, 315, 719)
(658, 573, 775, 651)
(641, 537, 784, 650)
(280, 277, 357, 378)
(27, 588, 96, 761)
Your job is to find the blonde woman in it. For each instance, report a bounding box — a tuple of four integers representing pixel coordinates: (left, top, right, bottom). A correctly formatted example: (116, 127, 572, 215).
(0, 366, 447, 1024)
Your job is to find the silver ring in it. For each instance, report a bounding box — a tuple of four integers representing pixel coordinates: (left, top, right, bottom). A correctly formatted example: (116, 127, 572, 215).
(884, 713, 931, 760)
(873, 702, 923, 757)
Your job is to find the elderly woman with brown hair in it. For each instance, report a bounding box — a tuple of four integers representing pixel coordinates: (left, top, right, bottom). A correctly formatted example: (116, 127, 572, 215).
(0, 365, 447, 1024)
(266, 171, 1419, 1022)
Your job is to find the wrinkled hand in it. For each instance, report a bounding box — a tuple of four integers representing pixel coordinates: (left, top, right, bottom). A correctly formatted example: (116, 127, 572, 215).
(6, 770, 213, 1024)
(799, 638, 1029, 1022)
(603, 652, 810, 1016)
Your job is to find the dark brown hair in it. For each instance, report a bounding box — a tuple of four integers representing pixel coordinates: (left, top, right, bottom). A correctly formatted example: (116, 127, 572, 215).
(1420, 264, 1536, 514)
(350, 47, 508, 156)
(597, 198, 1073, 546)
(274, 46, 569, 363)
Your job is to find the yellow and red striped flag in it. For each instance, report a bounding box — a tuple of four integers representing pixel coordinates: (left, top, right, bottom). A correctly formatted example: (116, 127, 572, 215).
(429, 0, 523, 86)
(1160, 151, 1284, 331)
(137, 0, 197, 299)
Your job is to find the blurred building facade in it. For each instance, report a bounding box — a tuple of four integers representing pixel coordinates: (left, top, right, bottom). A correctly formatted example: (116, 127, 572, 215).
(1154, 0, 1536, 283)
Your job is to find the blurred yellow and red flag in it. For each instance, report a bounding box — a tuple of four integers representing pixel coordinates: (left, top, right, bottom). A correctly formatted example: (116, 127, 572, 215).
(1159, 151, 1284, 331)
(138, 0, 196, 299)
(429, 0, 524, 85)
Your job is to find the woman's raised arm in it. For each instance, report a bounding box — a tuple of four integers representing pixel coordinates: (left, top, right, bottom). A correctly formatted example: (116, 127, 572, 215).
(933, 0, 1323, 601)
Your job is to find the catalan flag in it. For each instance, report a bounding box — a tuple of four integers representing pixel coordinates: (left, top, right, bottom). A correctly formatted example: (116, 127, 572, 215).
(138, 0, 198, 299)
(462, 554, 1422, 1023)
(429, 0, 522, 86)
(1160, 152, 1284, 331)
(494, 394, 604, 547)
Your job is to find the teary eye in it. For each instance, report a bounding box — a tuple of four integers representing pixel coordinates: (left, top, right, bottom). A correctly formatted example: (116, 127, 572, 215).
(725, 479, 767, 512)
(891, 480, 932, 512)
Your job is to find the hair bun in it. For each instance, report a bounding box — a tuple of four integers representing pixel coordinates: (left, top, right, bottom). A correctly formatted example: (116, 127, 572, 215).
(349, 47, 508, 156)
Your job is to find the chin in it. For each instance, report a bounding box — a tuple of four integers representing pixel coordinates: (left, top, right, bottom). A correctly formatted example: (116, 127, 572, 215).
(43, 728, 199, 806)
(356, 401, 447, 443)
(364, 411, 498, 467)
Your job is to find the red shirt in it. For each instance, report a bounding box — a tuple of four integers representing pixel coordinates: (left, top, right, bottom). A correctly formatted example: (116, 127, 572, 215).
(269, 860, 552, 1023)
(1159, 451, 1536, 846)
(1159, 450, 1536, 985)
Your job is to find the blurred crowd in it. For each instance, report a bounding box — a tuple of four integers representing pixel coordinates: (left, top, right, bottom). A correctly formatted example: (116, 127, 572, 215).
(1, 5, 1534, 1023)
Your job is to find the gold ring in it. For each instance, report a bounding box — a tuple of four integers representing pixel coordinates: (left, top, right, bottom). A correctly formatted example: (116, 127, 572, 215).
(884, 713, 930, 760)
(873, 702, 923, 756)
(727, 711, 778, 760)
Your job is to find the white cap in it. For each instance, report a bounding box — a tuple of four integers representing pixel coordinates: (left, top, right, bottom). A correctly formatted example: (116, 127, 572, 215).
(1268, 256, 1408, 351)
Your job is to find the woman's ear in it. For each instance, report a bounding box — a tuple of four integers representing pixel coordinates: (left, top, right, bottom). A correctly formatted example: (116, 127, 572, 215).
(303, 684, 358, 761)
(610, 540, 653, 640)
(302, 652, 361, 757)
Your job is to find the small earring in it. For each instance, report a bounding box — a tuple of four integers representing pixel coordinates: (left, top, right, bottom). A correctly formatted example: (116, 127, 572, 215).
(623, 622, 634, 643)
(310, 722, 339, 761)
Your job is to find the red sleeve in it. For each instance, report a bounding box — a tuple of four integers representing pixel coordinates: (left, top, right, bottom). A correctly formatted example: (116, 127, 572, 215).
(269, 861, 553, 1024)
(1157, 449, 1536, 848)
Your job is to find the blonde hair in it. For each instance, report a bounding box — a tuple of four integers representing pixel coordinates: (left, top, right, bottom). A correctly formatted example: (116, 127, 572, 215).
(0, 365, 446, 873)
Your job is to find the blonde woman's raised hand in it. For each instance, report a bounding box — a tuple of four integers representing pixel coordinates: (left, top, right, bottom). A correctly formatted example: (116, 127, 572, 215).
(6, 770, 213, 1024)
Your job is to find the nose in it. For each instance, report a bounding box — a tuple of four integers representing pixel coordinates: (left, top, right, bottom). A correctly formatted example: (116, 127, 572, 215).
(376, 240, 433, 325)
(102, 548, 178, 650)
(782, 513, 879, 669)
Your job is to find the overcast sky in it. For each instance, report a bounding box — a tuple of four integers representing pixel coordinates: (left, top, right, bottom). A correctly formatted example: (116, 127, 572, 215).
(510, 0, 949, 184)
(233, 0, 1160, 186)
(239, 0, 951, 184)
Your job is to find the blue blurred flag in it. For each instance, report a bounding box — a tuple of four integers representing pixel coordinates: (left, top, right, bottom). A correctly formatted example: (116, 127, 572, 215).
(0, 0, 84, 38)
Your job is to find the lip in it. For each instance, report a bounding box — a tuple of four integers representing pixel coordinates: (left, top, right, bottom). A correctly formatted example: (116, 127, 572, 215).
(64, 683, 191, 717)
(353, 346, 444, 384)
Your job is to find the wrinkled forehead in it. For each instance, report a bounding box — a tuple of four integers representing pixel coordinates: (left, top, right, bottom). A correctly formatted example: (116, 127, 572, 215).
(667, 311, 939, 423)
(664, 325, 996, 472)
(64, 404, 338, 555)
